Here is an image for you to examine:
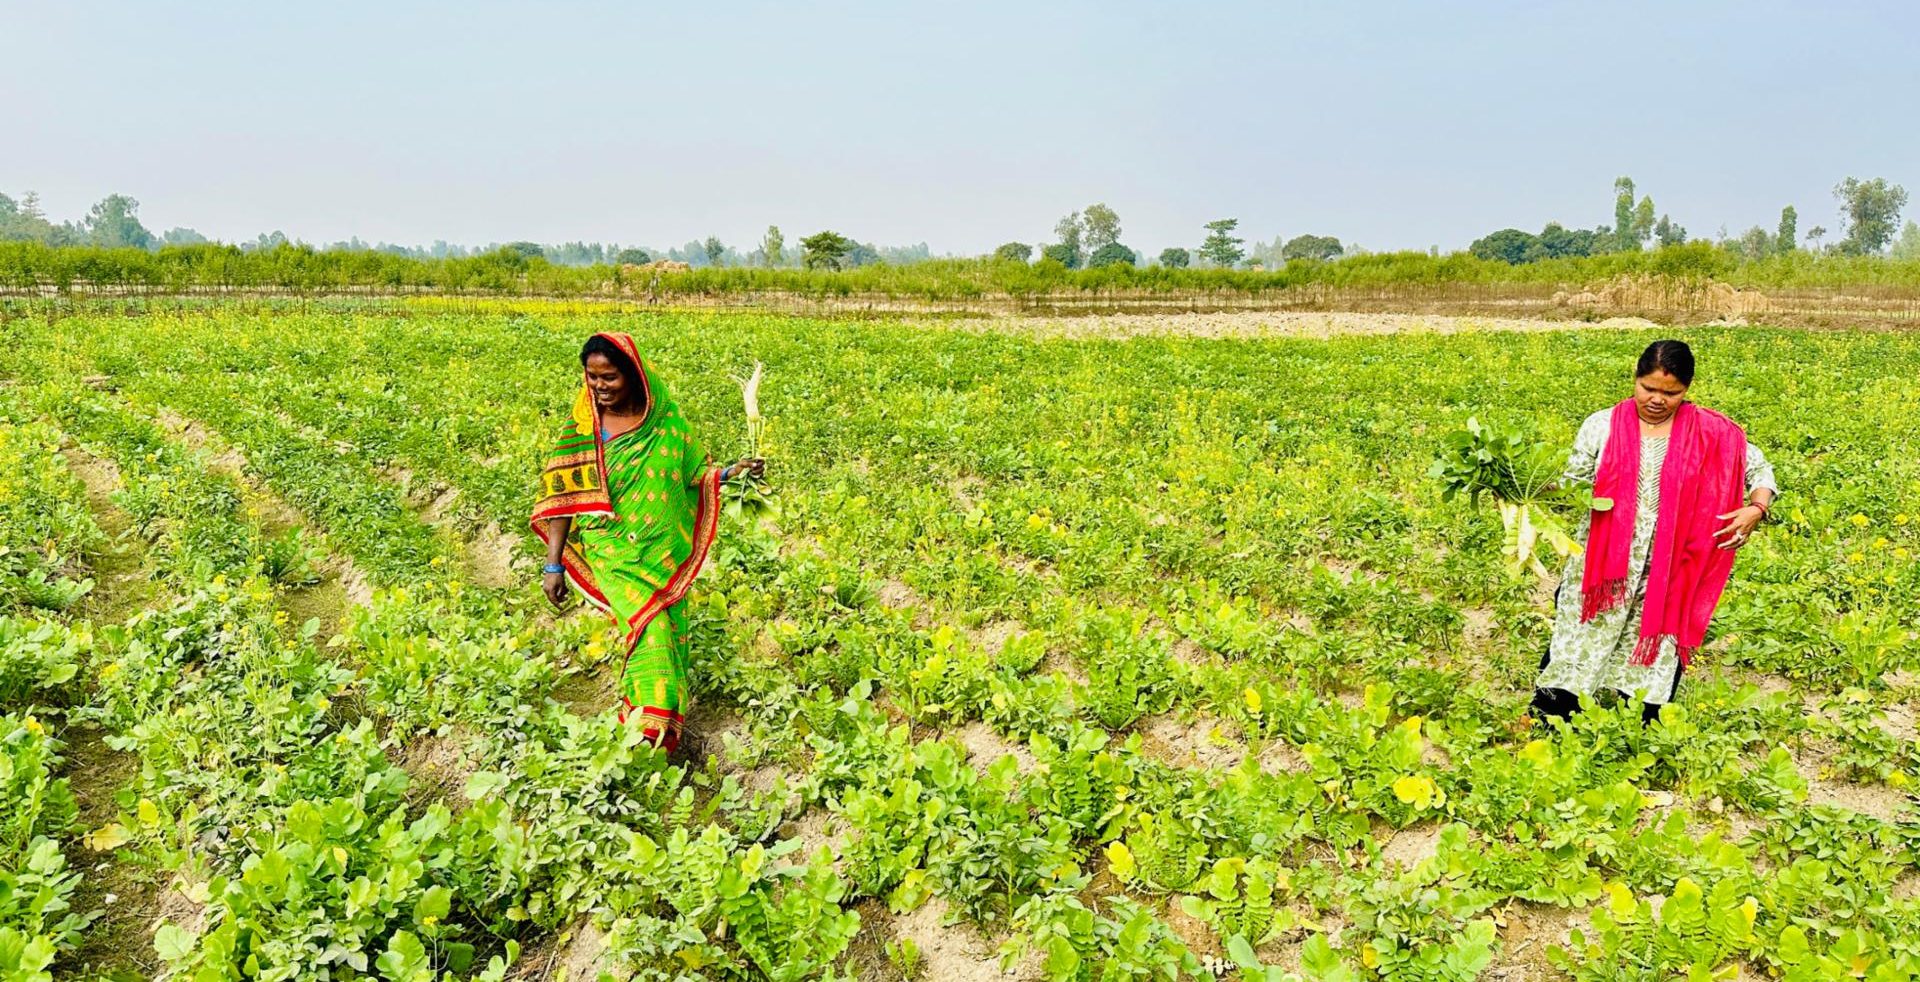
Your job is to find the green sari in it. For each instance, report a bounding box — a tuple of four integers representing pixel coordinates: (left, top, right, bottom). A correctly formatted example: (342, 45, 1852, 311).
(532, 333, 720, 751)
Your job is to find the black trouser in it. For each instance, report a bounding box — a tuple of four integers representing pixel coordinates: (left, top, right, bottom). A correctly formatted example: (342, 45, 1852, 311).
(1528, 677, 1675, 724)
(1531, 582, 1683, 725)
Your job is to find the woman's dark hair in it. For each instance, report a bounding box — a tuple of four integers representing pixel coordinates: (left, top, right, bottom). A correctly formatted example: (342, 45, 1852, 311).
(580, 335, 641, 385)
(1635, 339, 1694, 386)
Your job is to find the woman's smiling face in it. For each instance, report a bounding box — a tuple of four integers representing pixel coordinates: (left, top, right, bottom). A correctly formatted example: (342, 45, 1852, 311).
(584, 352, 632, 411)
(1633, 368, 1688, 424)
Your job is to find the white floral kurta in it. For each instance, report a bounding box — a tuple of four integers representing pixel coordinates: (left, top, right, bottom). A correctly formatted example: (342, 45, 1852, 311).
(1535, 408, 1778, 704)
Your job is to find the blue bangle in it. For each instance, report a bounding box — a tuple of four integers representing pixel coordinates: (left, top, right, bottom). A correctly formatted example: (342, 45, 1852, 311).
(542, 563, 565, 575)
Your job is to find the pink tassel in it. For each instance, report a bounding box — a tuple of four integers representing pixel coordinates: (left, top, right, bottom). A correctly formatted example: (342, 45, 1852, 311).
(1581, 578, 1630, 622)
(1628, 634, 1666, 668)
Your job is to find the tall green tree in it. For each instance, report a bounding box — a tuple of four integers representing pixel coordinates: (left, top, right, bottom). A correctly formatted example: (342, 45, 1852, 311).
(1537, 223, 1600, 258)
(800, 230, 851, 270)
(84, 193, 154, 249)
(1613, 178, 1637, 251)
(760, 226, 784, 268)
(1833, 177, 1908, 254)
(703, 236, 726, 267)
(1735, 226, 1772, 260)
(1052, 211, 1085, 268)
(1280, 234, 1343, 262)
(1805, 226, 1826, 251)
(993, 242, 1033, 262)
(614, 247, 652, 265)
(1469, 229, 1540, 264)
(1082, 203, 1121, 252)
(1632, 195, 1656, 246)
(1891, 220, 1920, 260)
(1654, 215, 1687, 247)
(1199, 219, 1244, 267)
(1157, 247, 1190, 269)
(1087, 242, 1136, 268)
(1775, 206, 1797, 254)
(1040, 243, 1078, 267)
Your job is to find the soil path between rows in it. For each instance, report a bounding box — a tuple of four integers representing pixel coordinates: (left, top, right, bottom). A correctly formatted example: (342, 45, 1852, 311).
(58, 444, 164, 980)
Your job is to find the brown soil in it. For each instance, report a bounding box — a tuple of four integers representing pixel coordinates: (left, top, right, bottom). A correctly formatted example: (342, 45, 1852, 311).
(394, 727, 482, 809)
(554, 920, 620, 982)
(1803, 775, 1912, 822)
(1254, 740, 1310, 775)
(1488, 901, 1589, 980)
(879, 578, 921, 610)
(839, 900, 907, 980)
(774, 807, 846, 873)
(550, 661, 622, 721)
(1140, 713, 1246, 771)
(967, 620, 1025, 658)
(60, 448, 156, 624)
(58, 444, 165, 978)
(155, 407, 248, 474)
(1378, 822, 1442, 870)
(953, 721, 1036, 776)
(889, 896, 1033, 982)
(281, 572, 351, 644)
(1162, 896, 1226, 961)
(468, 521, 525, 591)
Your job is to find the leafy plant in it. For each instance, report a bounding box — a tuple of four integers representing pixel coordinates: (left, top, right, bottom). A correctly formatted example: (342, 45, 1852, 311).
(1430, 416, 1582, 577)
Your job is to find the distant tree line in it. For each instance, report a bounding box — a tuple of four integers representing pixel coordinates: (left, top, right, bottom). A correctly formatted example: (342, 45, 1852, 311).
(1468, 175, 1909, 265)
(0, 194, 934, 272)
(3, 174, 1912, 293)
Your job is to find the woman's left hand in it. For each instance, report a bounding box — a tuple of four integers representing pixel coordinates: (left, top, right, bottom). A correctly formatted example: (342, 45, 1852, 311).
(1713, 505, 1765, 550)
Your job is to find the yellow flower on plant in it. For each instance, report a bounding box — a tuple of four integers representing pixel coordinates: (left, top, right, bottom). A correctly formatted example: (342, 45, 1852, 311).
(1604, 881, 1637, 920)
(1848, 551, 1865, 563)
(1243, 687, 1263, 715)
(1851, 513, 1870, 528)
(1392, 774, 1439, 809)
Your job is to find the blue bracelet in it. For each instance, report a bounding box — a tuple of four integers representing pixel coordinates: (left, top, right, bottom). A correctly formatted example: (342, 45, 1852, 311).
(542, 563, 565, 575)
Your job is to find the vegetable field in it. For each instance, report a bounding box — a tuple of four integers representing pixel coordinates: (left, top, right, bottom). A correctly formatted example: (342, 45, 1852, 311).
(2, 298, 1918, 982)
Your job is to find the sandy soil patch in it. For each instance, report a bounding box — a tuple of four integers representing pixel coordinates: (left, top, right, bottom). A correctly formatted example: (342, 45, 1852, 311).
(1487, 902, 1591, 981)
(774, 807, 847, 872)
(1378, 822, 1442, 870)
(1141, 713, 1245, 771)
(1804, 776, 1911, 822)
(954, 721, 1036, 776)
(879, 578, 920, 610)
(890, 896, 1034, 982)
(394, 727, 481, 807)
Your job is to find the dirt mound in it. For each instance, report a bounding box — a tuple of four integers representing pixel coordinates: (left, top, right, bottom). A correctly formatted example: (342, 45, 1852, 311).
(620, 260, 692, 274)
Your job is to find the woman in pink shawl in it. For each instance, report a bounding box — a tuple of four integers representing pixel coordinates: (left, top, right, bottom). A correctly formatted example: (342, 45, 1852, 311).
(1532, 341, 1778, 725)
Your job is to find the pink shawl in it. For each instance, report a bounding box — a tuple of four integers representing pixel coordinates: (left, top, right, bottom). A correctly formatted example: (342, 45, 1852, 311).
(1581, 400, 1747, 667)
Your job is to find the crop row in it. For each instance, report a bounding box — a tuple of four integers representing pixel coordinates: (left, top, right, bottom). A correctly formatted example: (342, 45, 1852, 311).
(4, 302, 1919, 979)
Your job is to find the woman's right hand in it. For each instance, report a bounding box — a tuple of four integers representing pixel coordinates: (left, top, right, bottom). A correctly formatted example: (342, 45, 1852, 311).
(543, 570, 568, 609)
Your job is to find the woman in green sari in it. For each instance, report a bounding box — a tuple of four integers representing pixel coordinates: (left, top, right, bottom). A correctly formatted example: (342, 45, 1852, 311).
(532, 333, 762, 752)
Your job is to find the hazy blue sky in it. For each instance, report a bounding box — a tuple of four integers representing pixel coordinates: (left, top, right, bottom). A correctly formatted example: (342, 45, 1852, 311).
(8, 1, 1916, 254)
